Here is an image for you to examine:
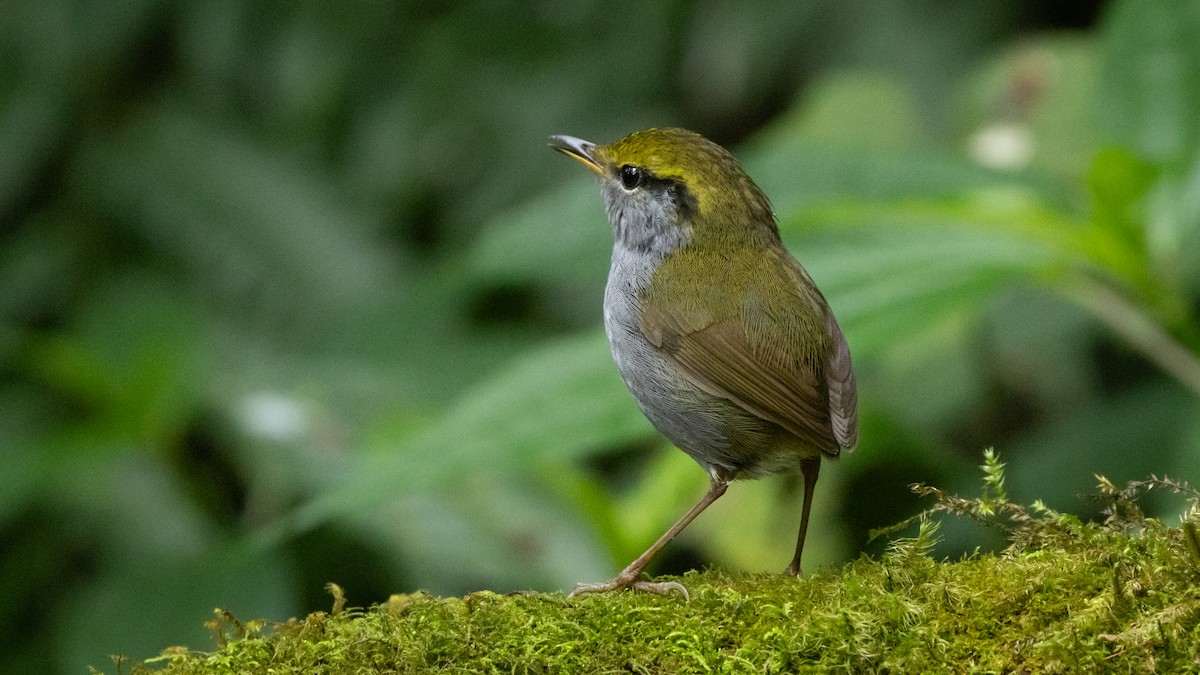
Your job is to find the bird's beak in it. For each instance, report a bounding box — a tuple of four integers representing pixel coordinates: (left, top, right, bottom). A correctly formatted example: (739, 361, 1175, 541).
(549, 134, 604, 175)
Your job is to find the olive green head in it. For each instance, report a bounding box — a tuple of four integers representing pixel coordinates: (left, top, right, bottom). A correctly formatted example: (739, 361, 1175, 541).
(550, 128, 778, 252)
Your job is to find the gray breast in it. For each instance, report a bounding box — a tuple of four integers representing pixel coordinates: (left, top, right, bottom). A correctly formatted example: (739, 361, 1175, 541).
(603, 243, 786, 476)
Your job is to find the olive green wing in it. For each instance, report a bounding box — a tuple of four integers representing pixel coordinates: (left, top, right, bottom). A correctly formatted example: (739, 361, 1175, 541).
(639, 255, 857, 454)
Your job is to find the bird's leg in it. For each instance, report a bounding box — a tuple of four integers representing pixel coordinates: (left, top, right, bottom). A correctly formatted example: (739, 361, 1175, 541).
(786, 456, 821, 576)
(570, 471, 731, 600)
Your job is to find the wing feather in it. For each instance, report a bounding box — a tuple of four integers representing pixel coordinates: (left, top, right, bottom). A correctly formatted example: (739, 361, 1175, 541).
(639, 252, 856, 455)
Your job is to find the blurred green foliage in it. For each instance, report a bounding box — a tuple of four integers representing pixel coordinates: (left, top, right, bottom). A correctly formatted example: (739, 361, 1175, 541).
(2, 0, 1199, 672)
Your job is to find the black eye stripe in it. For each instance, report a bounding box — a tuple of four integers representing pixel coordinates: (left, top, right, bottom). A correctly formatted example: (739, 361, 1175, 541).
(615, 166, 696, 215)
(619, 164, 645, 190)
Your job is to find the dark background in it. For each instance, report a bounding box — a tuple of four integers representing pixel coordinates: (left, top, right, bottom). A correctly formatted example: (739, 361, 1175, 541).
(3, 0, 1199, 671)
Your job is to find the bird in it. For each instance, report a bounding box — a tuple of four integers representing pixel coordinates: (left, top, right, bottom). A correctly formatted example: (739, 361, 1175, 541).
(550, 128, 857, 597)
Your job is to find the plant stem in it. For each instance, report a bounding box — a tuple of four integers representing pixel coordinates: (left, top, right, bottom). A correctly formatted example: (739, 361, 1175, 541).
(1062, 278, 1200, 397)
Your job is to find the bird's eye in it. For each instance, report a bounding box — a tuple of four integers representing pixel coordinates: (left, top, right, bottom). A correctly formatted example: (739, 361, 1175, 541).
(619, 164, 644, 190)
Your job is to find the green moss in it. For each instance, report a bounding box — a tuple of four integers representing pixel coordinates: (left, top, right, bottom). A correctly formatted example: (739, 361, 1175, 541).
(133, 466, 1200, 674)
(134, 529, 1199, 673)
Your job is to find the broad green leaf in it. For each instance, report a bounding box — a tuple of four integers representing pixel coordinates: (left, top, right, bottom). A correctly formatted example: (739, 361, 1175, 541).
(1098, 0, 1200, 167)
(468, 179, 611, 302)
(770, 72, 921, 151)
(272, 332, 652, 540)
(352, 479, 612, 595)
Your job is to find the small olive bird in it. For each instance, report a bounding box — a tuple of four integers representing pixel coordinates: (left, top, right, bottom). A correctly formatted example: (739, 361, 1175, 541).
(551, 128, 857, 597)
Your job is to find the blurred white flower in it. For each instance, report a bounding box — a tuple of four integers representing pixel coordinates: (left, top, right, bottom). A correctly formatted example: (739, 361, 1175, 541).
(240, 392, 309, 441)
(969, 123, 1034, 170)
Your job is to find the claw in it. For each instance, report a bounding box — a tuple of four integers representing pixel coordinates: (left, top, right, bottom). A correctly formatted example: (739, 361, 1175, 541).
(568, 578, 690, 601)
(633, 580, 689, 600)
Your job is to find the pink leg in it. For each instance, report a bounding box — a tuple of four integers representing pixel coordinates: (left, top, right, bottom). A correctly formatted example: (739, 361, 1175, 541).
(570, 471, 731, 599)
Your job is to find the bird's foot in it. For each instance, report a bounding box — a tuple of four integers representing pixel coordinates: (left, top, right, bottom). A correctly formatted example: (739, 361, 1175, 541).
(568, 576, 689, 601)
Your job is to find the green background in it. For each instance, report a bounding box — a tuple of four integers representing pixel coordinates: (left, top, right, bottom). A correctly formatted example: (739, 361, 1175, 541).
(3, 0, 1199, 671)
